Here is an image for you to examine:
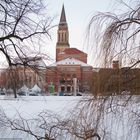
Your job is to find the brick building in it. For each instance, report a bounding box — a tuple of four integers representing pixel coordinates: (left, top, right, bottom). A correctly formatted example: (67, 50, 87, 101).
(0, 69, 7, 89)
(0, 57, 46, 92)
(92, 61, 140, 95)
(46, 5, 93, 94)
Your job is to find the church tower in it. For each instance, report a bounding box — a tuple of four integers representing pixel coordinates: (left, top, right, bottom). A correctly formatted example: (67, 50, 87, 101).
(56, 5, 69, 48)
(56, 5, 69, 61)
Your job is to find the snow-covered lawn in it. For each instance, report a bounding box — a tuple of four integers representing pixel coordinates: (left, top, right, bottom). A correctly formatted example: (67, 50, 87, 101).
(0, 96, 82, 118)
(0, 95, 139, 140)
(0, 96, 83, 139)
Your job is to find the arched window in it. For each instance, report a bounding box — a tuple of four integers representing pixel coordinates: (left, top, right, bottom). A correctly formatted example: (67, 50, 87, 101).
(65, 33, 67, 42)
(62, 33, 63, 42)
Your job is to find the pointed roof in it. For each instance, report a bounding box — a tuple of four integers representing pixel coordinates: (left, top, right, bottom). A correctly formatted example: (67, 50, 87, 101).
(60, 4, 67, 23)
(31, 84, 41, 92)
(19, 84, 29, 92)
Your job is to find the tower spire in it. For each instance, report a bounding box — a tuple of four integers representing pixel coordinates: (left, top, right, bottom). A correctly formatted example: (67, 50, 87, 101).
(56, 4, 69, 48)
(60, 4, 67, 24)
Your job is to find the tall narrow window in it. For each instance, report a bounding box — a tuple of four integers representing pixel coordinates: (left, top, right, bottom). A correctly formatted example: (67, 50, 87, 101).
(58, 33, 60, 42)
(65, 33, 67, 42)
(62, 33, 63, 42)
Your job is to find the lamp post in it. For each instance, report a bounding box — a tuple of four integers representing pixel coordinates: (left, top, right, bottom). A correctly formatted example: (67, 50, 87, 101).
(73, 78, 77, 96)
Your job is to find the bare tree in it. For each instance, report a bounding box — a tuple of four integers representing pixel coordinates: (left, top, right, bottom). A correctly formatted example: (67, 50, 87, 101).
(0, 95, 139, 140)
(73, 95, 140, 140)
(87, 0, 140, 97)
(63, 108, 101, 140)
(0, 110, 66, 140)
(0, 0, 53, 67)
(4, 57, 47, 98)
(0, 0, 54, 97)
(87, 0, 140, 68)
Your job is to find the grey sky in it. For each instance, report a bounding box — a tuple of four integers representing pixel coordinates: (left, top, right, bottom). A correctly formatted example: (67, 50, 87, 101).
(0, 0, 129, 67)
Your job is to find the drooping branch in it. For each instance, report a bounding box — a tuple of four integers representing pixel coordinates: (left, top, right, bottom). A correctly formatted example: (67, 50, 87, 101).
(87, 0, 140, 67)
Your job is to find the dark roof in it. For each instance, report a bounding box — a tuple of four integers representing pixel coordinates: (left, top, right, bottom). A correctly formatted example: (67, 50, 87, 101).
(60, 5, 67, 23)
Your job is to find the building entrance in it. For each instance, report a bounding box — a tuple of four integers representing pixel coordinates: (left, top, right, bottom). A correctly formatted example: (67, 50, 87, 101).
(67, 86, 71, 93)
(61, 86, 65, 92)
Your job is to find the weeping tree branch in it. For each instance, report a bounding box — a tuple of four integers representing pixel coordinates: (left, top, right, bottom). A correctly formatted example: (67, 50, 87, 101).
(87, 0, 140, 67)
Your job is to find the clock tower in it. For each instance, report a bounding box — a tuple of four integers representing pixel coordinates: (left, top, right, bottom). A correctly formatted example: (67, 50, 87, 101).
(56, 5, 69, 61)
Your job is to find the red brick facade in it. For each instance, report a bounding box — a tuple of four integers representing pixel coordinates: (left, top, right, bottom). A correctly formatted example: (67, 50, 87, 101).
(45, 5, 93, 94)
(46, 63, 93, 93)
(0, 6, 93, 94)
(56, 48, 87, 63)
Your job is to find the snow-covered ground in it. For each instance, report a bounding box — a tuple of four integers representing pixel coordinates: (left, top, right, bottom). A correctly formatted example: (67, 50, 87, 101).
(0, 95, 139, 140)
(0, 96, 83, 139)
(0, 96, 82, 118)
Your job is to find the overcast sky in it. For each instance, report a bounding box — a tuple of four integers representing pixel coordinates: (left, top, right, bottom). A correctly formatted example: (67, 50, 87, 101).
(0, 0, 129, 68)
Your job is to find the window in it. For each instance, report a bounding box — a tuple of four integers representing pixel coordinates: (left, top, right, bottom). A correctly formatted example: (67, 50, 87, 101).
(72, 74, 76, 78)
(65, 33, 67, 42)
(62, 33, 63, 42)
(58, 33, 60, 42)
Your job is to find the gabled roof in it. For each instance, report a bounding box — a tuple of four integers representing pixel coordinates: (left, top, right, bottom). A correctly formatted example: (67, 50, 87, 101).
(62, 48, 87, 55)
(50, 57, 91, 67)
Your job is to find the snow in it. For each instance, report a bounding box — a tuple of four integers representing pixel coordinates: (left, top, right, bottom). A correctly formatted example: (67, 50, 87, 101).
(31, 84, 41, 93)
(50, 57, 91, 67)
(0, 96, 82, 119)
(0, 95, 139, 140)
(6, 88, 13, 92)
(13, 57, 46, 69)
(3, 88, 6, 93)
(18, 84, 29, 92)
(0, 96, 83, 139)
(92, 68, 100, 72)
